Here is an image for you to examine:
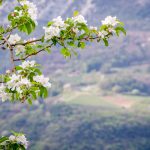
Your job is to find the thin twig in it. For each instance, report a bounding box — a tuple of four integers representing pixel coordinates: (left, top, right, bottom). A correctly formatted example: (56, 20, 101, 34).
(12, 38, 42, 47)
(14, 43, 54, 61)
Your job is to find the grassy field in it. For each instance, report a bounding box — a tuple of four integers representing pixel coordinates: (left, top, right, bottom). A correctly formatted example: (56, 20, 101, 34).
(62, 87, 150, 104)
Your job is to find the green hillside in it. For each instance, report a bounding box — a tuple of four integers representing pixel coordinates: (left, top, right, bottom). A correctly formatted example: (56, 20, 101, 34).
(0, 94, 150, 150)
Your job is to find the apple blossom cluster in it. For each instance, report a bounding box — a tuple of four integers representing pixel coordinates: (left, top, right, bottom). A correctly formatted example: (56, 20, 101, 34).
(0, 60, 51, 103)
(0, 85, 11, 102)
(8, 34, 21, 45)
(19, 60, 36, 69)
(7, 34, 37, 56)
(14, 38, 36, 56)
(101, 16, 118, 26)
(15, 45, 25, 55)
(9, 134, 28, 149)
(0, 132, 28, 149)
(43, 16, 67, 40)
(72, 15, 87, 25)
(33, 75, 51, 88)
(43, 14, 123, 43)
(20, 0, 38, 24)
(11, 0, 38, 24)
(43, 14, 89, 40)
(43, 15, 89, 40)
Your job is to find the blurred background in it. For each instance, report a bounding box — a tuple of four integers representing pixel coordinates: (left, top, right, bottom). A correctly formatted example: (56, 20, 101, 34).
(0, 0, 150, 149)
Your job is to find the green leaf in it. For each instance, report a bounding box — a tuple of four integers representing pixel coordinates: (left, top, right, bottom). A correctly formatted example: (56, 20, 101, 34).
(39, 86, 48, 98)
(19, 145, 26, 150)
(34, 68, 42, 75)
(18, 18, 36, 35)
(43, 87, 48, 98)
(0, 0, 2, 6)
(0, 26, 5, 34)
(41, 36, 45, 43)
(73, 11, 79, 17)
(15, 66, 23, 71)
(26, 22, 32, 34)
(14, 6, 21, 11)
(100, 25, 107, 31)
(115, 26, 126, 36)
(8, 13, 13, 21)
(27, 98, 32, 105)
(78, 42, 86, 49)
(103, 38, 109, 46)
(0, 137, 8, 143)
(45, 48, 51, 53)
(18, 24, 28, 34)
(67, 41, 76, 47)
(61, 48, 71, 57)
(30, 91, 37, 100)
(47, 21, 54, 27)
(118, 21, 124, 26)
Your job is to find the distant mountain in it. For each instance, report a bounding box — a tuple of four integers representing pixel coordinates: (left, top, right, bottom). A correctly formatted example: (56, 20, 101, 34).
(1, 102, 150, 150)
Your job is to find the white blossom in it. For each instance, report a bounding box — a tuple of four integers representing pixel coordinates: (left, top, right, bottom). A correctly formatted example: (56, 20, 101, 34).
(7, 74, 31, 92)
(9, 134, 28, 149)
(15, 45, 25, 55)
(8, 34, 21, 45)
(108, 27, 115, 33)
(6, 70, 11, 74)
(101, 16, 118, 26)
(20, 0, 38, 23)
(27, 38, 36, 45)
(33, 75, 51, 88)
(19, 78, 31, 87)
(14, 10, 23, 18)
(98, 31, 108, 38)
(72, 28, 79, 34)
(19, 60, 36, 69)
(72, 27, 79, 34)
(52, 16, 66, 28)
(16, 135, 28, 149)
(72, 15, 87, 24)
(6, 74, 21, 91)
(0, 85, 10, 102)
(43, 26, 60, 40)
(89, 26, 97, 30)
(9, 135, 16, 141)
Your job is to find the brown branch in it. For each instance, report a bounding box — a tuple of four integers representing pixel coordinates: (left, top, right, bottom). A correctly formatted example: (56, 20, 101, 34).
(14, 43, 54, 61)
(13, 36, 102, 62)
(12, 38, 42, 47)
(3, 37, 16, 72)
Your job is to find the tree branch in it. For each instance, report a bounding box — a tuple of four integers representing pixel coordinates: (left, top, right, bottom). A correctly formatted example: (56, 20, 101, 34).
(12, 38, 42, 47)
(14, 43, 54, 61)
(3, 37, 16, 72)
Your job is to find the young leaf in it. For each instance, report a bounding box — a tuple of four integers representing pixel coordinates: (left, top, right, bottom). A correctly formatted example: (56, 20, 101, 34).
(115, 26, 126, 36)
(103, 38, 109, 46)
(28, 98, 32, 105)
(73, 11, 79, 17)
(0, 137, 8, 143)
(78, 42, 86, 49)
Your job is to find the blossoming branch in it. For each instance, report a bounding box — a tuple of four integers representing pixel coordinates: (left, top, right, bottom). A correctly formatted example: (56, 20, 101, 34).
(0, 0, 126, 105)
